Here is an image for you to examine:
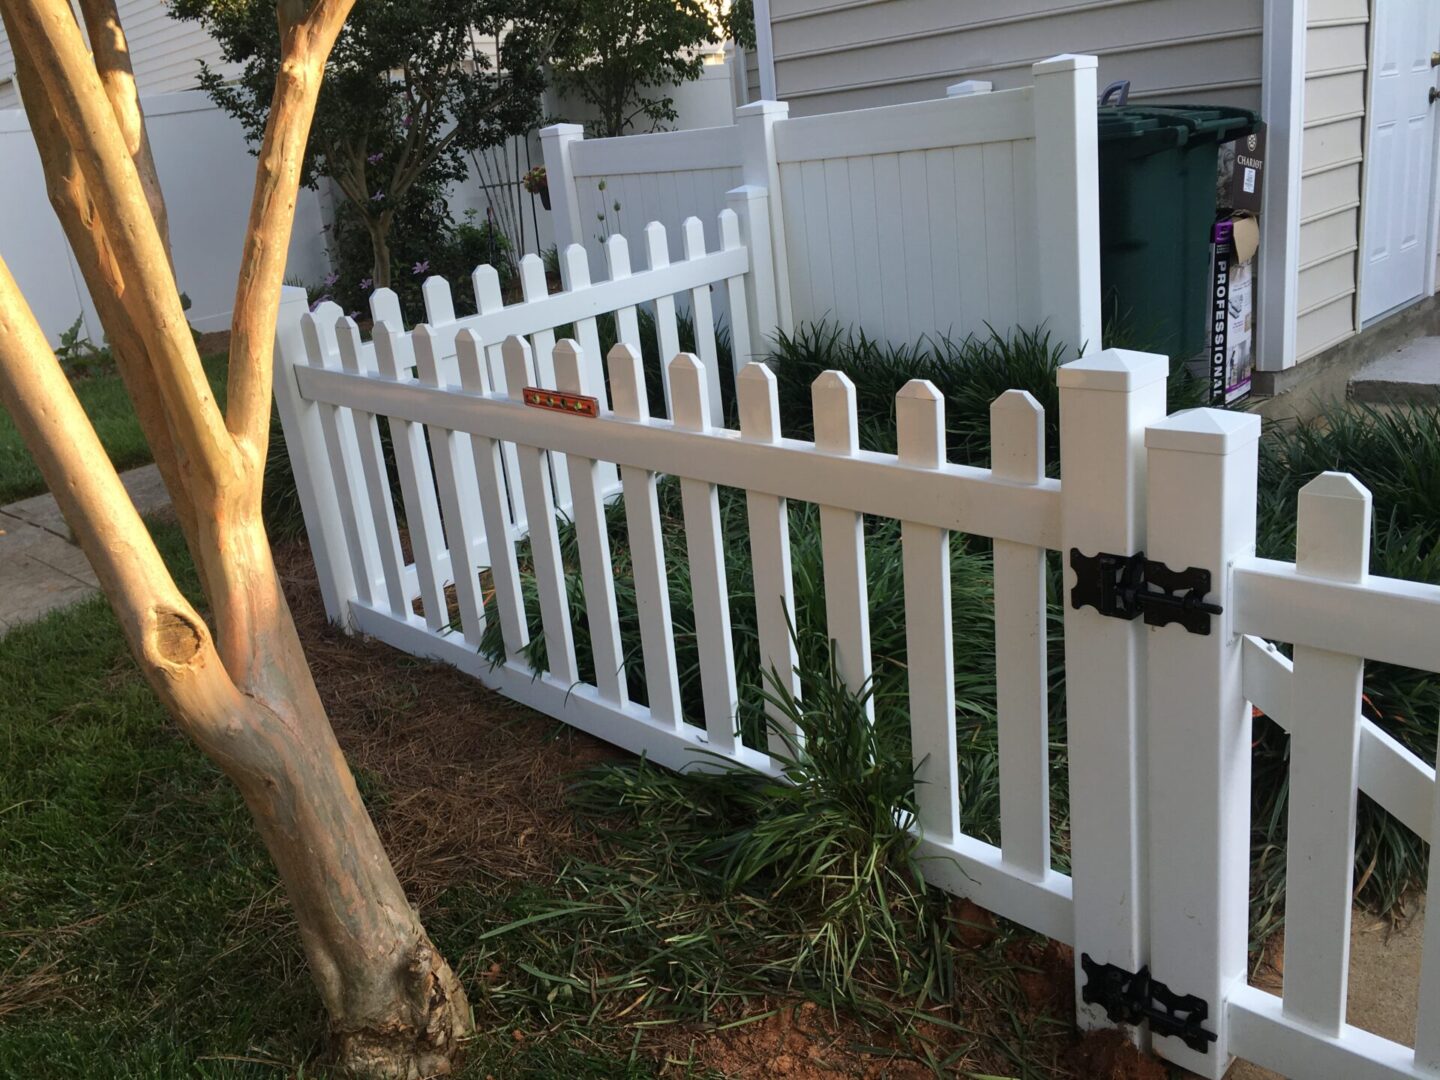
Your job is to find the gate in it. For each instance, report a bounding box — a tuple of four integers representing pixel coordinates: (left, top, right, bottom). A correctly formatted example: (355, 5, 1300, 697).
(272, 241, 1440, 1080)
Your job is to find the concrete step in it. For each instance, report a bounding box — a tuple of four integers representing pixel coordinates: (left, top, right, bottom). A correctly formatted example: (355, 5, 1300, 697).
(1348, 336, 1440, 405)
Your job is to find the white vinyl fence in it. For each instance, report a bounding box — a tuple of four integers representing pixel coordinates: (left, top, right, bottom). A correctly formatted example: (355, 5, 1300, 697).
(543, 55, 1102, 356)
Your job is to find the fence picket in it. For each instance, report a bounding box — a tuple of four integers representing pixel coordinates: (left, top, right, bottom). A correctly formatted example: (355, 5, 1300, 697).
(374, 322, 451, 629)
(1282, 472, 1371, 1036)
(897, 379, 957, 843)
(608, 343, 683, 728)
(335, 316, 408, 616)
(519, 254, 572, 512)
(421, 275, 457, 329)
(501, 335, 579, 685)
(645, 222, 680, 415)
(553, 340, 628, 705)
(990, 389, 1050, 877)
(457, 330, 529, 661)
(561, 247, 619, 495)
(737, 362, 800, 756)
(1418, 759, 1440, 1071)
(671, 353, 738, 750)
(369, 287, 404, 334)
(719, 208, 753, 382)
(300, 304, 381, 609)
(683, 218, 724, 426)
(605, 235, 643, 353)
(812, 371, 873, 717)
(414, 324, 487, 646)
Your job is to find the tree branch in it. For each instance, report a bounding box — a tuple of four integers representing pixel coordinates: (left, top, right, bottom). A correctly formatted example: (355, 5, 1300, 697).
(225, 0, 356, 458)
(76, 0, 171, 261)
(4, 0, 236, 493)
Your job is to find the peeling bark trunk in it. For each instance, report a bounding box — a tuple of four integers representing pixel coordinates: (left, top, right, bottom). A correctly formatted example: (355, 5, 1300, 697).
(0, 0, 474, 1074)
(368, 218, 394, 291)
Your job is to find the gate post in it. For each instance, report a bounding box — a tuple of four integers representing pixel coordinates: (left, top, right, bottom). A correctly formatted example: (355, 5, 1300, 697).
(734, 100, 793, 333)
(1058, 349, 1168, 1036)
(539, 123, 585, 283)
(1143, 409, 1260, 1077)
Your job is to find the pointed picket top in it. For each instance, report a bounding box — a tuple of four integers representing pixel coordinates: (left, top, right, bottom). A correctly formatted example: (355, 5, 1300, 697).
(552, 339, 591, 396)
(454, 328, 490, 394)
(1297, 471, 1371, 583)
(897, 379, 945, 468)
(607, 343, 648, 421)
(1056, 346, 1167, 393)
(517, 254, 547, 302)
(1145, 407, 1261, 456)
(412, 323, 444, 386)
(669, 353, 710, 432)
(501, 335, 535, 401)
(645, 221, 671, 269)
(718, 207, 741, 250)
(562, 243, 591, 288)
(301, 300, 344, 368)
(990, 389, 1044, 482)
(334, 315, 366, 374)
(682, 216, 707, 259)
(812, 370, 858, 454)
(368, 287, 403, 329)
(371, 319, 411, 379)
(421, 276, 455, 326)
(472, 263, 505, 314)
(737, 362, 780, 443)
(605, 233, 632, 277)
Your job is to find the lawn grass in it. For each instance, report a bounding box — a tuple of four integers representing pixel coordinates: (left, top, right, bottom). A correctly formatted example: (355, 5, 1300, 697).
(0, 355, 227, 504)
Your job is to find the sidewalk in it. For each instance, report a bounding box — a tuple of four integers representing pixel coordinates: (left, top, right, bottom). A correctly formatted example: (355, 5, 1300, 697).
(0, 464, 170, 636)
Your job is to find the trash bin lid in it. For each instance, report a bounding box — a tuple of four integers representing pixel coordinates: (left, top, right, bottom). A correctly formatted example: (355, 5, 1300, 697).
(1097, 104, 1260, 153)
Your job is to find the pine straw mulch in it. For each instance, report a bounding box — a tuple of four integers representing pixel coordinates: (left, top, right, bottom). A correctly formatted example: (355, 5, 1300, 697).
(273, 537, 1168, 1079)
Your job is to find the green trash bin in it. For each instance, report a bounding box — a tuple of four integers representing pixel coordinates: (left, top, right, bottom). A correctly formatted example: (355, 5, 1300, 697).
(1096, 105, 1260, 361)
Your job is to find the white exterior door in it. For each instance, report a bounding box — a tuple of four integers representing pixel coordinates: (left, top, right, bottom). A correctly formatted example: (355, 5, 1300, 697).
(1361, 0, 1440, 323)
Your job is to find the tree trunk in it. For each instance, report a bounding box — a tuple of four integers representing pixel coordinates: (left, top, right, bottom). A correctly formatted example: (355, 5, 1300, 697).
(369, 217, 393, 290)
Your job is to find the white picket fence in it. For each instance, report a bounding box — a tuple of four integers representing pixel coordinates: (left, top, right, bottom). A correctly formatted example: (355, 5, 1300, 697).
(272, 247, 1440, 1080)
(542, 55, 1102, 356)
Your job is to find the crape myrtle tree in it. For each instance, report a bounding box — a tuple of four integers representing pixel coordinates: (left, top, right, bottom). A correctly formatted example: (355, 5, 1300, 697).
(173, 0, 551, 290)
(550, 0, 752, 137)
(0, 0, 470, 1075)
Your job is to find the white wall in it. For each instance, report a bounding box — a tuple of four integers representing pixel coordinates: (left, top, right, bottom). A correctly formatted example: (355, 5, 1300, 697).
(1, 91, 330, 345)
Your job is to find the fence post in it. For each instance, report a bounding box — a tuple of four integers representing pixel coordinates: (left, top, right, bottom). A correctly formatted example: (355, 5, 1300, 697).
(1143, 408, 1261, 1077)
(540, 123, 585, 285)
(735, 100, 793, 333)
(726, 185, 779, 364)
(1031, 55, 1102, 358)
(1058, 348, 1168, 1036)
(270, 285, 355, 627)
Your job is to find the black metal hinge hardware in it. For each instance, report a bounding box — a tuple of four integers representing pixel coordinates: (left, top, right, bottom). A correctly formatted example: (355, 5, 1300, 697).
(1069, 549, 1222, 636)
(1080, 953, 1217, 1054)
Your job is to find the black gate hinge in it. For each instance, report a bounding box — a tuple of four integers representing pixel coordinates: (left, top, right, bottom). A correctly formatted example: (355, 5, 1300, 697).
(1069, 549, 1222, 636)
(1080, 953, 1217, 1054)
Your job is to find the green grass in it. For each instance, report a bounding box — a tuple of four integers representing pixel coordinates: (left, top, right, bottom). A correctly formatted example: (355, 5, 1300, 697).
(0, 355, 227, 505)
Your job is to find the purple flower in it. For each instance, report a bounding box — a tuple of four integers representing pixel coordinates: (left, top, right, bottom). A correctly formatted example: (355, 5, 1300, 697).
(323, 271, 340, 287)
(370, 190, 385, 202)
(359, 277, 373, 291)
(402, 114, 413, 128)
(411, 259, 430, 276)
(367, 151, 384, 164)
(348, 310, 361, 319)
(308, 293, 332, 312)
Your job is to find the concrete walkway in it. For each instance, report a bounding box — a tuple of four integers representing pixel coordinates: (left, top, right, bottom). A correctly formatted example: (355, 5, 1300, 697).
(0, 464, 169, 636)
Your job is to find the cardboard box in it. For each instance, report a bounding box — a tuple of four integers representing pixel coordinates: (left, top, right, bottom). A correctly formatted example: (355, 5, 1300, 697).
(1200, 216, 1258, 405)
(1216, 124, 1266, 214)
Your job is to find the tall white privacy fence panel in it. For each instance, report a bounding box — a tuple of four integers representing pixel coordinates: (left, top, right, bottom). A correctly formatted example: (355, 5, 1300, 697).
(541, 56, 1102, 357)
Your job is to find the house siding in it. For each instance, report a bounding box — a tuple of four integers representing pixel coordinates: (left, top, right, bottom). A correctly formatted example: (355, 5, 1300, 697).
(0, 0, 228, 110)
(766, 0, 1264, 117)
(1295, 0, 1368, 360)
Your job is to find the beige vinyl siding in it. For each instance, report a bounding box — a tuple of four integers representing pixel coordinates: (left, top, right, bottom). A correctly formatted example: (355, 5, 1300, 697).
(0, 0, 228, 110)
(767, 0, 1263, 117)
(1295, 0, 1368, 361)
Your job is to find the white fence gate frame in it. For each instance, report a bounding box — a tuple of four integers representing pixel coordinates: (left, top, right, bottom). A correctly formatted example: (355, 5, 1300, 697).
(541, 56, 1102, 357)
(273, 237, 1440, 1080)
